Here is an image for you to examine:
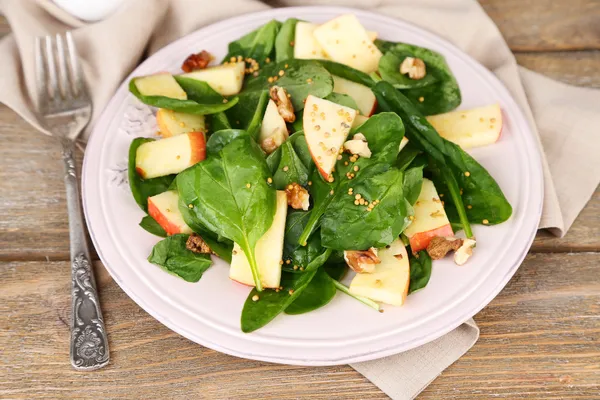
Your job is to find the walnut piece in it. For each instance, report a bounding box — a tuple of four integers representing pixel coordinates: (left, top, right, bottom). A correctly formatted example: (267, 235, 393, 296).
(399, 57, 426, 80)
(454, 239, 476, 266)
(344, 248, 380, 273)
(285, 182, 310, 210)
(344, 133, 372, 158)
(260, 135, 284, 155)
(186, 233, 212, 254)
(269, 86, 295, 123)
(181, 50, 212, 73)
(426, 236, 463, 260)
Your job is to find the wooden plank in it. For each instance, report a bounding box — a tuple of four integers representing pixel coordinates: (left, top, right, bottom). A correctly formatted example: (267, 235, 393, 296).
(479, 0, 600, 51)
(1, 253, 598, 399)
(517, 51, 600, 88)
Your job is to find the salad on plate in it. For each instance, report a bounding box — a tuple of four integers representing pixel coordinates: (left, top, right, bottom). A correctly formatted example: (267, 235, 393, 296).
(126, 14, 512, 333)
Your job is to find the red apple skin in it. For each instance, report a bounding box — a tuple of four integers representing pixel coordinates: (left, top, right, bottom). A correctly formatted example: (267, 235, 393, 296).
(409, 224, 454, 253)
(188, 131, 207, 164)
(306, 145, 331, 180)
(229, 277, 254, 287)
(367, 100, 377, 117)
(148, 198, 184, 236)
(136, 167, 146, 178)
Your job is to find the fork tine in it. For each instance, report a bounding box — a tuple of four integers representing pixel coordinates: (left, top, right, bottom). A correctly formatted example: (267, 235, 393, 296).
(55, 33, 71, 99)
(35, 36, 48, 106)
(65, 32, 85, 97)
(44, 35, 59, 99)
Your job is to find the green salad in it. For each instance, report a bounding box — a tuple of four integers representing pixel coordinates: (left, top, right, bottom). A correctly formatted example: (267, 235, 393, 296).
(127, 14, 511, 332)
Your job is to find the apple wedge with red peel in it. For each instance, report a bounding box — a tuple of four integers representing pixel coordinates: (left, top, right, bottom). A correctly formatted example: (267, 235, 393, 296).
(349, 239, 410, 306)
(148, 191, 193, 236)
(313, 14, 382, 73)
(425, 104, 503, 149)
(258, 99, 289, 154)
(134, 73, 187, 100)
(229, 191, 288, 289)
(180, 61, 245, 96)
(156, 109, 206, 138)
(332, 76, 377, 117)
(403, 179, 454, 252)
(304, 95, 357, 180)
(135, 131, 206, 179)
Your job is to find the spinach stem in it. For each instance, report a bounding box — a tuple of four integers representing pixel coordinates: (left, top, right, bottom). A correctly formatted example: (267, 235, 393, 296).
(442, 168, 474, 238)
(332, 280, 380, 311)
(243, 239, 263, 292)
(297, 213, 319, 247)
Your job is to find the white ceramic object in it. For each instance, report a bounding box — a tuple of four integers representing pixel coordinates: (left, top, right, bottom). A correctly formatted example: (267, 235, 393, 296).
(82, 7, 543, 366)
(53, 0, 123, 21)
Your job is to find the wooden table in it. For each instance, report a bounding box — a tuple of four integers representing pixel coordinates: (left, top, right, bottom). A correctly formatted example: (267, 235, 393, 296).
(1, 1, 599, 398)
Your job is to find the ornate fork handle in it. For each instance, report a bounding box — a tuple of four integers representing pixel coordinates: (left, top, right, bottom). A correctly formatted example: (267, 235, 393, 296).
(62, 139, 109, 370)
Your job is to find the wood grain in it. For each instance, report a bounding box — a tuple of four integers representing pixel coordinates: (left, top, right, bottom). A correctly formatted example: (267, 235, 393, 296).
(479, 0, 600, 51)
(1, 253, 598, 399)
(516, 51, 600, 88)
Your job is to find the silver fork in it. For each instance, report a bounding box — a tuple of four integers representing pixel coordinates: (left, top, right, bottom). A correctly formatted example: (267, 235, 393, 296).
(35, 32, 109, 371)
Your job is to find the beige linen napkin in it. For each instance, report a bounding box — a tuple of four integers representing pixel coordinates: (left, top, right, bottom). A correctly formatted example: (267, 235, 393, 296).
(1, 0, 599, 398)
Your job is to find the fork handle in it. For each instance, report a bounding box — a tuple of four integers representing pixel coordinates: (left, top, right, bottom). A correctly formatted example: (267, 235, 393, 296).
(62, 139, 110, 370)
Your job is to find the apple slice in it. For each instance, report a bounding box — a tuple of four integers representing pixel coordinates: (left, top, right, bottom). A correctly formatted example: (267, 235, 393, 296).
(258, 99, 289, 154)
(134, 73, 187, 100)
(367, 31, 378, 42)
(180, 61, 245, 96)
(351, 114, 369, 129)
(229, 191, 288, 288)
(349, 239, 410, 306)
(294, 21, 328, 60)
(304, 95, 357, 180)
(135, 132, 206, 179)
(399, 137, 409, 152)
(147, 191, 192, 236)
(403, 178, 453, 252)
(156, 109, 206, 138)
(313, 14, 383, 73)
(332, 75, 377, 116)
(425, 104, 503, 149)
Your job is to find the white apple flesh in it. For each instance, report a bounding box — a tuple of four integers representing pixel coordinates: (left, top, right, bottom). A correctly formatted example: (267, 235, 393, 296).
(294, 21, 328, 60)
(134, 73, 187, 100)
(403, 179, 453, 252)
(229, 191, 288, 289)
(313, 14, 382, 73)
(332, 75, 377, 116)
(303, 95, 357, 180)
(425, 104, 503, 149)
(135, 132, 206, 179)
(258, 99, 289, 154)
(180, 61, 245, 96)
(156, 109, 206, 138)
(147, 191, 192, 236)
(349, 239, 410, 306)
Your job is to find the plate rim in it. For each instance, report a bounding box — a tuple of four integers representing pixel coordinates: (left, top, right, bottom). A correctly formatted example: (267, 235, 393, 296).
(82, 6, 544, 366)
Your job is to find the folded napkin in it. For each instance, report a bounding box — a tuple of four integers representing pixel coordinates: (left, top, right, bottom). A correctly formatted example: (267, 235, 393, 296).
(1, 0, 598, 398)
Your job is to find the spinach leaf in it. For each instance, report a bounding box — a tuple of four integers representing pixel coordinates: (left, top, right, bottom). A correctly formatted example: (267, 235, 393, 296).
(321, 167, 412, 250)
(240, 244, 332, 332)
(403, 166, 424, 206)
(245, 90, 270, 140)
(139, 215, 167, 237)
(395, 144, 422, 171)
(128, 138, 175, 211)
(209, 112, 231, 133)
(275, 18, 300, 63)
(375, 41, 461, 115)
(324, 262, 347, 280)
(223, 20, 281, 65)
(317, 60, 375, 87)
(176, 135, 276, 291)
(408, 250, 432, 294)
(272, 140, 309, 189)
(378, 51, 438, 89)
(266, 132, 312, 176)
(297, 167, 337, 246)
(206, 129, 247, 156)
(244, 59, 333, 111)
(325, 92, 359, 110)
(285, 267, 336, 315)
(226, 90, 265, 130)
(283, 210, 330, 271)
(178, 200, 234, 263)
(129, 79, 239, 115)
(148, 234, 212, 283)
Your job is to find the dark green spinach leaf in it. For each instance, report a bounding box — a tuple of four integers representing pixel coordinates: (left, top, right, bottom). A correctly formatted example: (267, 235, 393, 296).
(245, 90, 270, 140)
(176, 135, 276, 291)
(325, 92, 359, 110)
(206, 129, 248, 156)
(378, 51, 438, 89)
(139, 215, 167, 237)
(275, 18, 300, 63)
(128, 138, 175, 212)
(408, 250, 432, 294)
(272, 140, 309, 189)
(403, 166, 424, 206)
(223, 20, 281, 65)
(148, 234, 212, 282)
(285, 267, 336, 315)
(317, 60, 375, 87)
